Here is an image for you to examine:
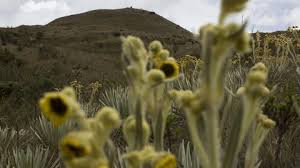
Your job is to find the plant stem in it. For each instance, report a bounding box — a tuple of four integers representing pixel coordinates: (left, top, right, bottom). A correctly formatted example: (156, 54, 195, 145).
(154, 108, 164, 151)
(134, 97, 144, 150)
(206, 96, 221, 168)
(223, 96, 258, 168)
(245, 124, 256, 168)
(186, 111, 210, 168)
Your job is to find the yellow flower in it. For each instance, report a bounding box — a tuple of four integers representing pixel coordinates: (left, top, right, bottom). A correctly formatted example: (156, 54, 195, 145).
(158, 60, 179, 81)
(153, 153, 177, 168)
(39, 91, 79, 127)
(64, 157, 108, 168)
(60, 131, 93, 161)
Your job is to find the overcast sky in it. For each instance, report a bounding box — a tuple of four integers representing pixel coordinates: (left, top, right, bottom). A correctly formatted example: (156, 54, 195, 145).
(0, 0, 299, 32)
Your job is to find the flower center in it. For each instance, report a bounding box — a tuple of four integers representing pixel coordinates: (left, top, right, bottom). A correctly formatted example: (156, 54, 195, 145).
(50, 97, 67, 115)
(160, 63, 175, 78)
(66, 144, 85, 157)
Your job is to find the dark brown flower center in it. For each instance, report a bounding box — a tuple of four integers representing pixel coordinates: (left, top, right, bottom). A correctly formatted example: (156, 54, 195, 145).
(66, 144, 85, 157)
(160, 63, 175, 78)
(50, 97, 67, 115)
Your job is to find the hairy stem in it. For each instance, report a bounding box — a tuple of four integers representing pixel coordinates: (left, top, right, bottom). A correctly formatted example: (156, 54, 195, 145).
(186, 111, 210, 168)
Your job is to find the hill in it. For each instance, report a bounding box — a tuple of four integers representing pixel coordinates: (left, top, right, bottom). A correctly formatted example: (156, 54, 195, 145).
(0, 8, 200, 92)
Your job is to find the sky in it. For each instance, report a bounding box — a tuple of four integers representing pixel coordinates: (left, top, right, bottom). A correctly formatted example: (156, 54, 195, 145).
(0, 0, 299, 33)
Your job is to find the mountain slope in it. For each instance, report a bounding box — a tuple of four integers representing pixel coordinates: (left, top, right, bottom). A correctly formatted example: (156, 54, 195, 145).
(0, 8, 201, 92)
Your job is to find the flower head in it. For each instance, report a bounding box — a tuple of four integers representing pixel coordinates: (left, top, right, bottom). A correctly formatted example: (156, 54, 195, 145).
(39, 90, 79, 127)
(60, 131, 94, 161)
(158, 60, 179, 81)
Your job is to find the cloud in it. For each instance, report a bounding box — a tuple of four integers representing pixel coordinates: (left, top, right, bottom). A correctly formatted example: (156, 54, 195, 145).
(285, 6, 300, 26)
(232, 0, 300, 32)
(0, 0, 71, 26)
(20, 0, 67, 12)
(12, 0, 71, 26)
(158, 0, 219, 33)
(0, 0, 299, 32)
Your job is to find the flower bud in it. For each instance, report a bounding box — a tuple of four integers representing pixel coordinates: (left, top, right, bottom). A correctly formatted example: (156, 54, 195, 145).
(237, 86, 246, 96)
(158, 49, 170, 61)
(177, 90, 195, 107)
(236, 31, 251, 53)
(123, 116, 150, 147)
(262, 118, 276, 129)
(146, 69, 166, 85)
(122, 36, 147, 62)
(256, 113, 268, 123)
(95, 107, 121, 129)
(247, 71, 267, 84)
(168, 89, 179, 98)
(251, 62, 267, 73)
(127, 66, 140, 78)
(149, 40, 163, 55)
(62, 87, 77, 100)
(220, 0, 249, 23)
